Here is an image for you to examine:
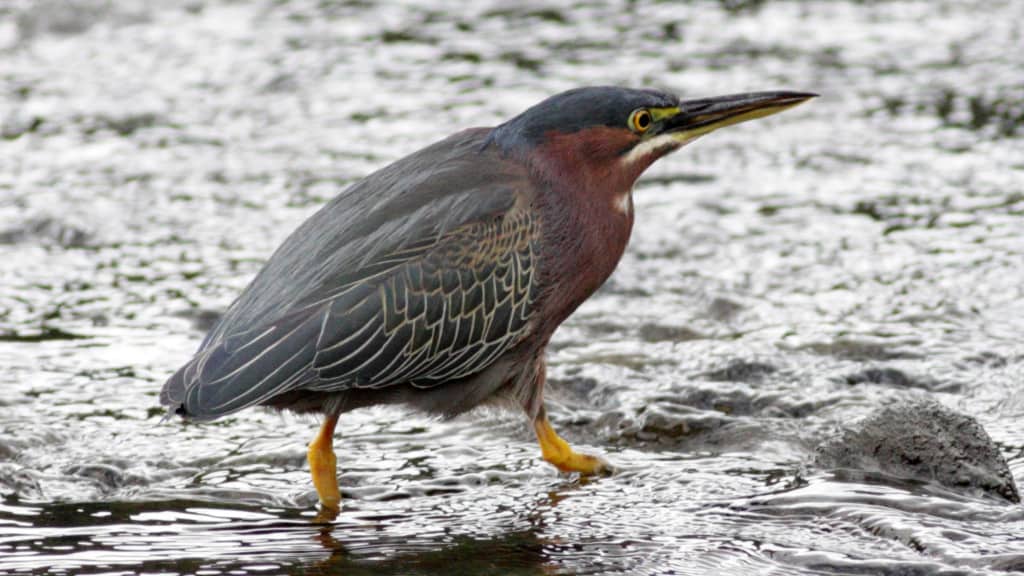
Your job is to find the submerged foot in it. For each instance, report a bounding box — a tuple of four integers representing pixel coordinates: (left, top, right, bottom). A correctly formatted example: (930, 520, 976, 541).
(533, 416, 615, 476)
(308, 414, 341, 519)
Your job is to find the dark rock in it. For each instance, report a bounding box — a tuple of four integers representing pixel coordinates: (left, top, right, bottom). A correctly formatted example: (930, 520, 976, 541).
(815, 398, 1020, 503)
(1, 110, 44, 139)
(0, 327, 89, 342)
(601, 401, 770, 453)
(0, 216, 94, 248)
(263, 73, 298, 93)
(703, 360, 777, 383)
(65, 463, 125, 489)
(547, 375, 598, 397)
(623, 403, 733, 441)
(673, 385, 758, 416)
(79, 111, 163, 136)
(844, 367, 918, 387)
(0, 463, 41, 498)
(173, 308, 223, 332)
(707, 296, 742, 321)
(638, 323, 703, 343)
(0, 437, 18, 460)
(15, 0, 149, 42)
(841, 366, 960, 392)
(960, 352, 1007, 368)
(802, 338, 922, 361)
(546, 376, 621, 412)
(17, 1, 106, 39)
(190, 309, 223, 332)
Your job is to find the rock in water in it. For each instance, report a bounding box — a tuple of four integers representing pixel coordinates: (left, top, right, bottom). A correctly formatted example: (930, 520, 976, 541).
(815, 398, 1020, 503)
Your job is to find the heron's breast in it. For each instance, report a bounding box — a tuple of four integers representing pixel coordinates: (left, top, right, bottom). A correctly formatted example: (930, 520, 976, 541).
(534, 188, 635, 332)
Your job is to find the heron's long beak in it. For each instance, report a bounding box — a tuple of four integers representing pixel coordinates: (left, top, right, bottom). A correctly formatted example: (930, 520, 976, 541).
(662, 91, 817, 141)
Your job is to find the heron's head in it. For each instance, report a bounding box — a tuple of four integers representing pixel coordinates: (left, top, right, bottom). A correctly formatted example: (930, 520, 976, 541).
(491, 86, 816, 189)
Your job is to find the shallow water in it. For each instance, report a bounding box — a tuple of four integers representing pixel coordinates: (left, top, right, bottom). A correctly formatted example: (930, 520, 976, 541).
(2, 0, 1024, 574)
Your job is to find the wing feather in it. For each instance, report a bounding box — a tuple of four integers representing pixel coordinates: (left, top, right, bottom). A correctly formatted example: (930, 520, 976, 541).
(310, 210, 539, 391)
(167, 309, 322, 418)
(161, 129, 540, 418)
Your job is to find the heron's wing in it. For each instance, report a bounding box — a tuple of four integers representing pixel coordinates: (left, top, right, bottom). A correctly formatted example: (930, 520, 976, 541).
(164, 209, 538, 418)
(162, 307, 322, 417)
(160, 129, 540, 418)
(309, 210, 537, 390)
(199, 128, 521, 348)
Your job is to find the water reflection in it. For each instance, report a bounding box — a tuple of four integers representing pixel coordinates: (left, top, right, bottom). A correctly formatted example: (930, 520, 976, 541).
(1, 486, 602, 575)
(309, 526, 550, 576)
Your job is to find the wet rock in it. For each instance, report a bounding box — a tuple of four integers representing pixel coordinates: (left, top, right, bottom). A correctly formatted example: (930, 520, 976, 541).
(719, 0, 767, 14)
(841, 366, 959, 393)
(172, 308, 223, 332)
(601, 377, 832, 450)
(702, 360, 777, 383)
(546, 376, 620, 412)
(0, 463, 42, 498)
(16, 0, 106, 39)
(673, 385, 757, 418)
(815, 398, 1019, 503)
(482, 7, 569, 24)
(0, 327, 89, 342)
(665, 379, 828, 420)
(0, 437, 19, 460)
(707, 296, 743, 321)
(583, 321, 630, 337)
(670, 385, 759, 417)
(547, 375, 598, 397)
(14, 0, 148, 42)
(802, 338, 921, 361)
(638, 323, 703, 343)
(1, 110, 44, 140)
(621, 402, 733, 441)
(65, 463, 126, 489)
(262, 73, 298, 93)
(843, 367, 924, 388)
(81, 111, 163, 136)
(601, 401, 772, 453)
(989, 556, 1024, 573)
(960, 351, 1007, 368)
(0, 216, 95, 248)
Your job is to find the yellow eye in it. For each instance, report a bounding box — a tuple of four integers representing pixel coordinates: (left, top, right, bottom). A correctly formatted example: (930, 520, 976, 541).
(629, 109, 652, 133)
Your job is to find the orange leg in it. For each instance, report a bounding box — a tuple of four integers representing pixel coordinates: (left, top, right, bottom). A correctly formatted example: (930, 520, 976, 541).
(533, 413, 612, 475)
(307, 414, 341, 516)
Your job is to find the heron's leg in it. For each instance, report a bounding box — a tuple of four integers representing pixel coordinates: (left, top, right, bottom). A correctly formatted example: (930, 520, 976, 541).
(307, 413, 341, 514)
(532, 408, 612, 476)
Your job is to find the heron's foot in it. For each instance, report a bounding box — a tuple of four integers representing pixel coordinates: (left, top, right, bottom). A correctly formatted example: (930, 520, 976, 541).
(308, 414, 341, 516)
(533, 417, 614, 476)
(313, 505, 340, 524)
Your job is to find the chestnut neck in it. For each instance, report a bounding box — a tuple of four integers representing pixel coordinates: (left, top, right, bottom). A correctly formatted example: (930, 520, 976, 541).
(523, 127, 653, 333)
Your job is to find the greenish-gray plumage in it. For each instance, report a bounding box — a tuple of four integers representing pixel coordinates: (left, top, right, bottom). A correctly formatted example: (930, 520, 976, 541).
(161, 128, 540, 419)
(161, 86, 815, 427)
(161, 86, 815, 513)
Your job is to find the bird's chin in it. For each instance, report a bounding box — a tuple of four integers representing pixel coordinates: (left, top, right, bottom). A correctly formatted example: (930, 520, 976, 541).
(621, 133, 692, 167)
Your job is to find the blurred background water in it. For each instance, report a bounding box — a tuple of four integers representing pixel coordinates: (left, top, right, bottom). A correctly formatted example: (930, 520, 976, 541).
(1, 0, 1023, 574)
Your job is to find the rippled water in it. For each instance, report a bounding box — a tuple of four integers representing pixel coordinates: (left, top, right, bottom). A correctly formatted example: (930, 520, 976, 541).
(2, 0, 1023, 574)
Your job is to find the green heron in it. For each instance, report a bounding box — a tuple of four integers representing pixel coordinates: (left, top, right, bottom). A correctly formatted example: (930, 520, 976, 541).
(161, 86, 814, 515)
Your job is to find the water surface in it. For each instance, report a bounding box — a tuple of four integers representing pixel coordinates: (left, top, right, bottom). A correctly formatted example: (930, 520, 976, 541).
(2, 0, 1023, 573)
